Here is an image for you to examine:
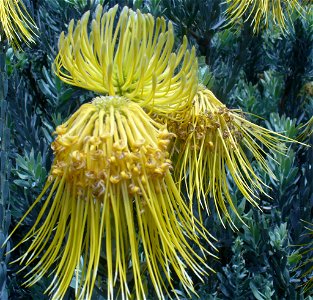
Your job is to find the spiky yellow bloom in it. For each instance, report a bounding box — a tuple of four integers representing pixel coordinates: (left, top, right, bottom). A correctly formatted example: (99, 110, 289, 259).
(167, 87, 292, 228)
(0, 0, 37, 49)
(9, 96, 216, 300)
(54, 5, 198, 116)
(225, 0, 302, 32)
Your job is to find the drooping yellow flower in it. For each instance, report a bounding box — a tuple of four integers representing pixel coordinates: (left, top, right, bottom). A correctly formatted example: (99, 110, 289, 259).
(54, 5, 198, 116)
(0, 0, 37, 49)
(167, 87, 293, 228)
(9, 96, 216, 300)
(225, 0, 302, 32)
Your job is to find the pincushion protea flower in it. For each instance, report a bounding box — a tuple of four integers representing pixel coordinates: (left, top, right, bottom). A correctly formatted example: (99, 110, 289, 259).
(225, 0, 302, 32)
(54, 5, 198, 117)
(0, 0, 37, 49)
(8, 96, 216, 300)
(166, 87, 294, 228)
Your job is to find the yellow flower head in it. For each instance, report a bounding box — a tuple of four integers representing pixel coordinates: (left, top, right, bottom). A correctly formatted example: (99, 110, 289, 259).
(225, 0, 302, 32)
(0, 0, 37, 49)
(54, 5, 198, 116)
(9, 96, 216, 300)
(167, 87, 292, 228)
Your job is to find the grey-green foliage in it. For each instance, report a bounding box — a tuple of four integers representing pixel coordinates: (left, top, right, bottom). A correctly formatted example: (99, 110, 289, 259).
(262, 9, 313, 118)
(14, 149, 47, 189)
(217, 236, 274, 300)
(12, 149, 47, 219)
(231, 71, 285, 119)
(211, 207, 293, 299)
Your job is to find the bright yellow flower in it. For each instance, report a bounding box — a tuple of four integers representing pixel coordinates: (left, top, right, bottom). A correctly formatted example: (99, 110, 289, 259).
(225, 0, 302, 32)
(9, 96, 216, 300)
(0, 0, 37, 49)
(167, 87, 293, 228)
(54, 5, 198, 116)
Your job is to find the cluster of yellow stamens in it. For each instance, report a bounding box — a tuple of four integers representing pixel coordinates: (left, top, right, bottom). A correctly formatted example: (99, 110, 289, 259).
(167, 87, 291, 228)
(54, 5, 198, 116)
(50, 96, 176, 198)
(225, 0, 302, 32)
(10, 96, 216, 300)
(0, 0, 37, 49)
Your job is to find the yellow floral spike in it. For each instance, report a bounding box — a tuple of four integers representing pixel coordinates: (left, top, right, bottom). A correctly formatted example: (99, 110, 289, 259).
(225, 0, 302, 32)
(167, 87, 294, 228)
(54, 5, 198, 116)
(8, 96, 217, 300)
(0, 0, 37, 49)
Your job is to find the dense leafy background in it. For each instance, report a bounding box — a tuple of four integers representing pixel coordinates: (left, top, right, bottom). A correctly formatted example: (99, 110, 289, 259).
(1, 0, 312, 299)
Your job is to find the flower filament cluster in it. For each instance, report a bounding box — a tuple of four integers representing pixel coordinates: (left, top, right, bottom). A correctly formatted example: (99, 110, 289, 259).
(225, 0, 302, 32)
(167, 88, 290, 228)
(11, 96, 215, 300)
(55, 5, 198, 116)
(0, 0, 37, 49)
(51, 97, 174, 199)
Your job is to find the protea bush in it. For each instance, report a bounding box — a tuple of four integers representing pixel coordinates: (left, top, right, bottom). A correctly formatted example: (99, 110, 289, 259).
(6, 6, 216, 300)
(2, 1, 312, 299)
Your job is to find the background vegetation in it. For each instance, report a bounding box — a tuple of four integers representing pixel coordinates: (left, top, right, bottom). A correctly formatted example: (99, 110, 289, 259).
(1, 0, 312, 299)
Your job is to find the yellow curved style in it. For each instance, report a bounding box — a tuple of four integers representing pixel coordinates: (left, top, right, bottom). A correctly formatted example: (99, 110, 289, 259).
(9, 96, 217, 300)
(225, 0, 302, 32)
(0, 0, 37, 49)
(167, 87, 294, 228)
(54, 5, 198, 117)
